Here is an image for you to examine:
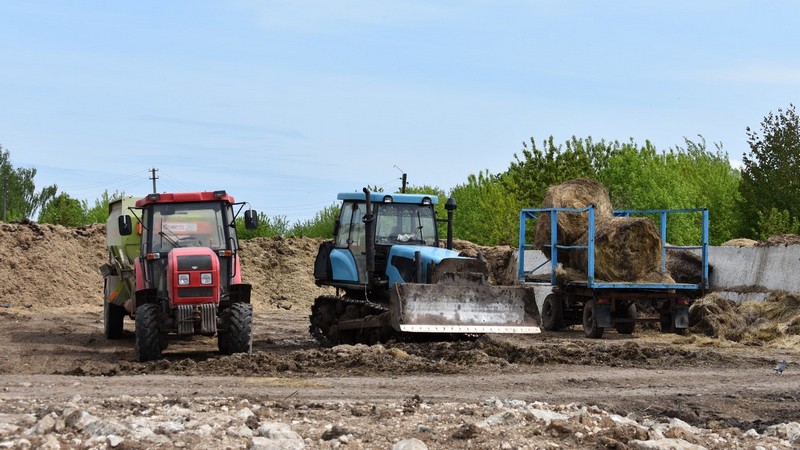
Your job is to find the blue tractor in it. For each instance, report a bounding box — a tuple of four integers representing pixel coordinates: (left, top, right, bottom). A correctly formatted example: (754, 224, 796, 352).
(310, 188, 540, 345)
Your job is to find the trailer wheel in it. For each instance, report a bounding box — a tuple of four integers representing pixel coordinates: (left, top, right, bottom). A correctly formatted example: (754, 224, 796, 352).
(225, 303, 253, 355)
(103, 280, 126, 339)
(659, 312, 687, 335)
(614, 303, 637, 335)
(582, 300, 604, 339)
(135, 303, 162, 361)
(541, 294, 564, 331)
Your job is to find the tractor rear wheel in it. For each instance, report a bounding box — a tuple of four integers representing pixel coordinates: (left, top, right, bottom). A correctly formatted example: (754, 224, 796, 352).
(135, 303, 162, 361)
(582, 299, 604, 339)
(224, 303, 253, 355)
(541, 294, 564, 331)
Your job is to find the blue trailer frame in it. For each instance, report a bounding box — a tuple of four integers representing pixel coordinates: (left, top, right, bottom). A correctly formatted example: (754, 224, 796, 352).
(517, 206, 709, 338)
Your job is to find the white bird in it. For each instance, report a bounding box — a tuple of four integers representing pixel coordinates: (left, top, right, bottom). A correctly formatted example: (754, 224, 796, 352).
(774, 359, 788, 374)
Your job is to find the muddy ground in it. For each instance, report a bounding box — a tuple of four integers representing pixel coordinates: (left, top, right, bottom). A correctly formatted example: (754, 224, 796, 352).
(1, 222, 800, 449)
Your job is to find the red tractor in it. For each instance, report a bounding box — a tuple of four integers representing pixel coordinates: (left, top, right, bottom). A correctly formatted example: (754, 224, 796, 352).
(101, 191, 258, 361)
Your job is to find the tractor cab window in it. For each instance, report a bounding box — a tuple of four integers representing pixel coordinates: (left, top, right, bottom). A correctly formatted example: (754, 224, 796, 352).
(376, 203, 437, 246)
(335, 201, 368, 250)
(149, 202, 227, 253)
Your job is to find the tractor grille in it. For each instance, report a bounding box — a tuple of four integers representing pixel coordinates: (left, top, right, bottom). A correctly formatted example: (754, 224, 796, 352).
(177, 255, 213, 271)
(178, 287, 214, 298)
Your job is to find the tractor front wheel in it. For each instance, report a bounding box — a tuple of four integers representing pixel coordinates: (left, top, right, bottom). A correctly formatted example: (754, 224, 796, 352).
(135, 303, 162, 361)
(220, 303, 253, 355)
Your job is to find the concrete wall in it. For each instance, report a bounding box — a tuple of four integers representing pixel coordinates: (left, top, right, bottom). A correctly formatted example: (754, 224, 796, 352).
(708, 245, 800, 302)
(520, 245, 800, 305)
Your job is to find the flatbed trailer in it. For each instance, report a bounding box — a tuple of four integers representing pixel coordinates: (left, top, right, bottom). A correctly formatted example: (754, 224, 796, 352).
(517, 206, 709, 338)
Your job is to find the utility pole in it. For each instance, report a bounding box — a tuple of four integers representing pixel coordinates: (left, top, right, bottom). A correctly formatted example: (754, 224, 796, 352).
(394, 165, 407, 193)
(149, 167, 159, 193)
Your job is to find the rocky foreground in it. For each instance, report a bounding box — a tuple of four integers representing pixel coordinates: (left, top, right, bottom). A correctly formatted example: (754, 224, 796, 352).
(2, 388, 799, 450)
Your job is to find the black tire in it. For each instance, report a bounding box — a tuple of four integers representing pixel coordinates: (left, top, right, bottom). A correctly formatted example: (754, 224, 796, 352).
(582, 299, 604, 339)
(135, 303, 162, 361)
(541, 294, 564, 331)
(222, 303, 253, 355)
(103, 279, 125, 339)
(614, 303, 637, 335)
(103, 280, 126, 339)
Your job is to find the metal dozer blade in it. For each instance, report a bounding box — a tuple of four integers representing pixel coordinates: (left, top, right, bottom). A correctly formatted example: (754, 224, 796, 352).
(389, 258, 541, 334)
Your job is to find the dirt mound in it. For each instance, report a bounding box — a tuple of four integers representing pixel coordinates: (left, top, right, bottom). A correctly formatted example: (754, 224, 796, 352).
(0, 222, 332, 313)
(534, 178, 613, 261)
(238, 236, 334, 310)
(0, 221, 106, 308)
(451, 239, 518, 285)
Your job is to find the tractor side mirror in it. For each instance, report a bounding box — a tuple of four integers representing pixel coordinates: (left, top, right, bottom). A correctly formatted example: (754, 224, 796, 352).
(244, 210, 259, 230)
(118, 215, 133, 236)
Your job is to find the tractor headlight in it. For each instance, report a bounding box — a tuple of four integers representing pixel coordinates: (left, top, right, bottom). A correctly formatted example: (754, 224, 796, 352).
(200, 273, 213, 285)
(178, 274, 190, 285)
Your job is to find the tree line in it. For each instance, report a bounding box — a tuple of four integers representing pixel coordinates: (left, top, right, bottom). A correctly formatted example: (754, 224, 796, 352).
(4, 104, 799, 247)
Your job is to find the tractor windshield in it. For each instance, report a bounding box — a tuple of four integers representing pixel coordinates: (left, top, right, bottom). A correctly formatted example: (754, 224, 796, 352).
(376, 203, 437, 246)
(149, 202, 229, 252)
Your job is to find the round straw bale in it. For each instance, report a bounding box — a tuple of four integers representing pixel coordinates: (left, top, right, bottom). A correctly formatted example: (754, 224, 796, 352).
(534, 178, 614, 261)
(567, 216, 662, 282)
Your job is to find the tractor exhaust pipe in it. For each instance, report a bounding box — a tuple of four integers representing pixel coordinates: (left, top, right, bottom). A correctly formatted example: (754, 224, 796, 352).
(445, 197, 457, 250)
(362, 188, 376, 284)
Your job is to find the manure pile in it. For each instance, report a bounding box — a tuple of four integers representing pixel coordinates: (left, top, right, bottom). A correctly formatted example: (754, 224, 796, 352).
(689, 292, 800, 348)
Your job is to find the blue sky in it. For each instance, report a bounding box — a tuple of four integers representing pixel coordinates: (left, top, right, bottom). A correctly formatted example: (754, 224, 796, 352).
(1, 1, 798, 223)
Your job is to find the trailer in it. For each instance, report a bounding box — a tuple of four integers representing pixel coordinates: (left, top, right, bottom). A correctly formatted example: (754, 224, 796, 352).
(517, 206, 709, 338)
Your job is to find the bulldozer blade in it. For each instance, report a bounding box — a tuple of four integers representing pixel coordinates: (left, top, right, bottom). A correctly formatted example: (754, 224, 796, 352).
(390, 283, 541, 334)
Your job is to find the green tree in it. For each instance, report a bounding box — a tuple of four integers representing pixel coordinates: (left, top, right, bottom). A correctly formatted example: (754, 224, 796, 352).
(598, 137, 741, 245)
(84, 190, 125, 224)
(740, 104, 800, 238)
(236, 212, 290, 239)
(38, 193, 86, 226)
(289, 204, 340, 238)
(449, 171, 519, 245)
(503, 136, 613, 209)
(754, 207, 800, 239)
(0, 145, 57, 221)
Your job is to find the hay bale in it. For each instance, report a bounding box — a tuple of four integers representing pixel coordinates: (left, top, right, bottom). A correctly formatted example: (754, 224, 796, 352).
(567, 216, 663, 282)
(721, 238, 757, 247)
(534, 178, 614, 261)
(689, 293, 747, 340)
(667, 247, 712, 284)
